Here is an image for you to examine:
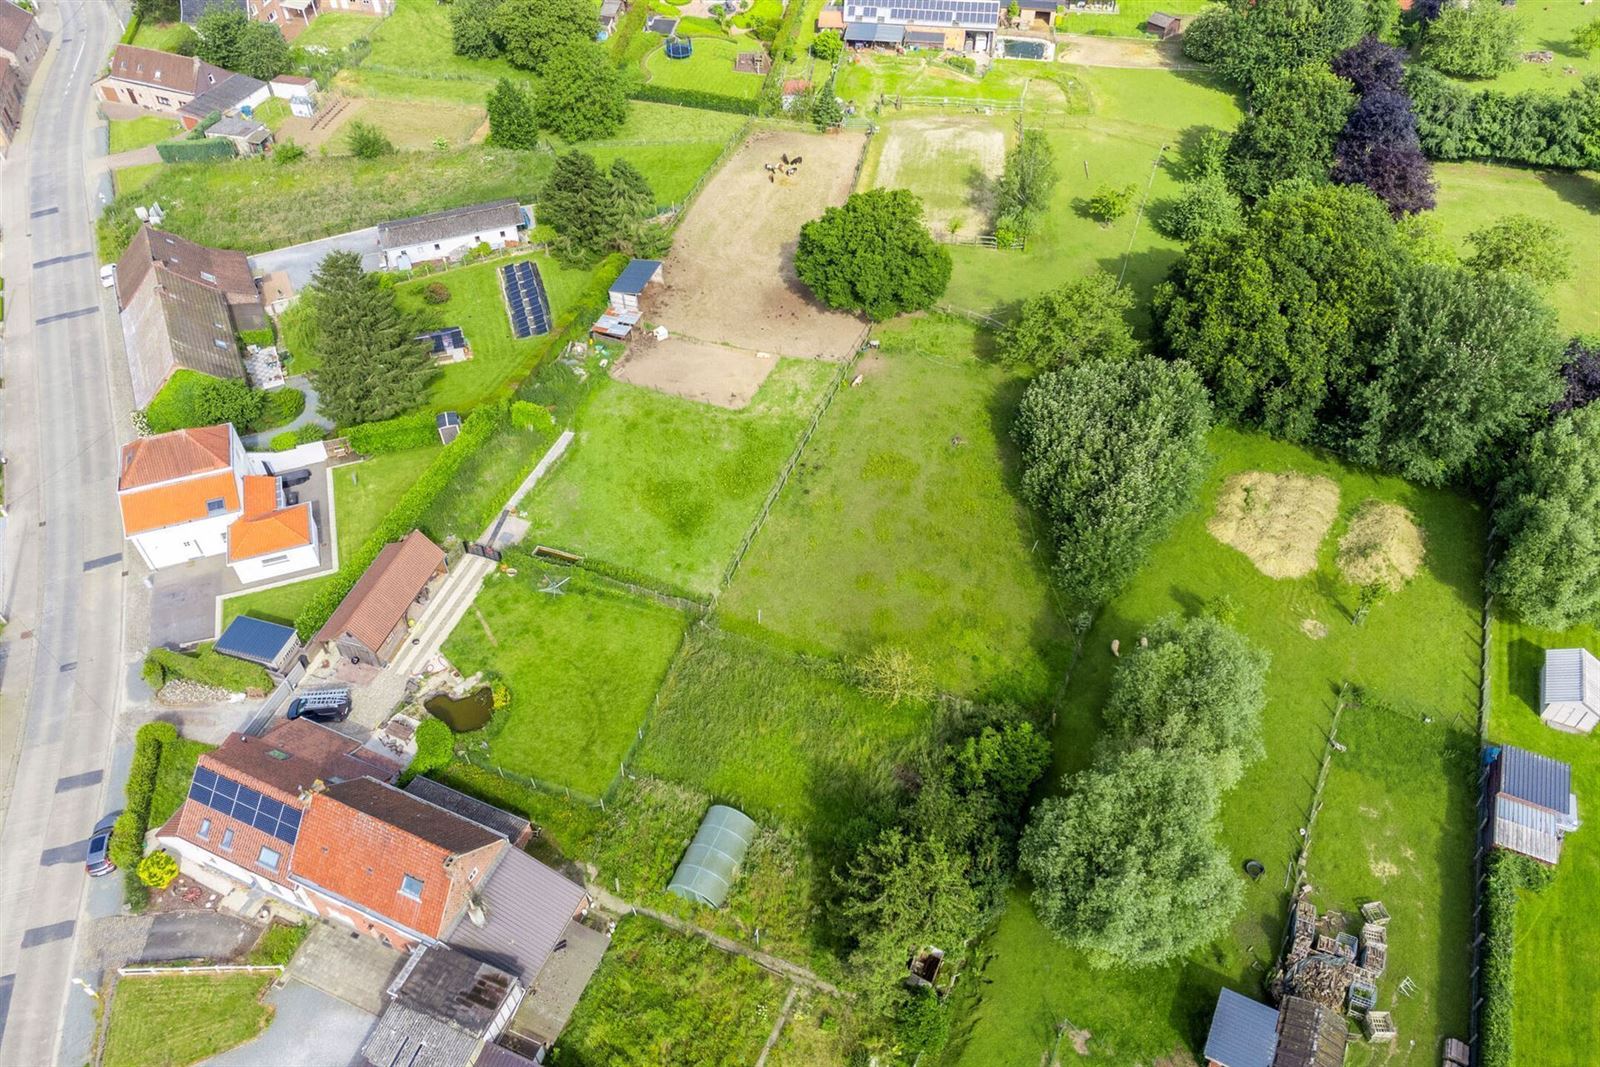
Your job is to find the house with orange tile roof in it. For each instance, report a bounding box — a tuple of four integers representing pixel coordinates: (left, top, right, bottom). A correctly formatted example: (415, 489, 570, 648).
(118, 423, 320, 580)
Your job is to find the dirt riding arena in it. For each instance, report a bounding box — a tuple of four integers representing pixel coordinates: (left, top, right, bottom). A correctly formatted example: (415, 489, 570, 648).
(612, 335, 777, 409)
(645, 128, 869, 363)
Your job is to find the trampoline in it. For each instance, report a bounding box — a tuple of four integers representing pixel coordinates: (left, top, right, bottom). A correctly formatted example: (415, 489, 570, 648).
(665, 36, 693, 59)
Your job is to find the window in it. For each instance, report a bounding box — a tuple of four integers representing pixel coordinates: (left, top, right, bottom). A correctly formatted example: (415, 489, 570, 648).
(267, 749, 290, 761)
(156, 95, 171, 107)
(399, 874, 425, 900)
(199, 270, 217, 284)
(198, 818, 212, 840)
(258, 846, 282, 873)
(433, 243, 442, 251)
(221, 828, 235, 851)
(260, 554, 290, 566)
(468, 867, 479, 882)
(206, 497, 227, 513)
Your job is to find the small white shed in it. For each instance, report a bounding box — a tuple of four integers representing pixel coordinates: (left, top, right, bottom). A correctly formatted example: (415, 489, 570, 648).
(1540, 647, 1600, 734)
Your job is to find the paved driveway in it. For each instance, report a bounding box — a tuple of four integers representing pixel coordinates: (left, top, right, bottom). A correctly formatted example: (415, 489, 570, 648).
(202, 980, 376, 1067)
(249, 229, 383, 292)
(142, 912, 258, 962)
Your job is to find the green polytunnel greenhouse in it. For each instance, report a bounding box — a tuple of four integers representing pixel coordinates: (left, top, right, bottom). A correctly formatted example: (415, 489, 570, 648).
(667, 804, 757, 908)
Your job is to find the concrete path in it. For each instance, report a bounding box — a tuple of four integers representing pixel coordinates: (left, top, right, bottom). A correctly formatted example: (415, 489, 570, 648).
(202, 979, 376, 1067)
(93, 144, 159, 175)
(240, 376, 330, 450)
(284, 922, 404, 1015)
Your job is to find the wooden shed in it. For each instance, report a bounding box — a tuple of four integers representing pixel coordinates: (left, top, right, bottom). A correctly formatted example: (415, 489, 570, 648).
(1539, 647, 1600, 734)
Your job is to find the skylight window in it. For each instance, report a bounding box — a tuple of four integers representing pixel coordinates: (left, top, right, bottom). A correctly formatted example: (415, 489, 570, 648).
(400, 874, 424, 900)
(206, 497, 227, 514)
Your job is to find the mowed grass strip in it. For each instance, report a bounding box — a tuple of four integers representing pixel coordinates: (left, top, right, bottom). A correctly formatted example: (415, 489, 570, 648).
(443, 569, 691, 795)
(150, 737, 216, 827)
(1489, 615, 1600, 1064)
(102, 972, 275, 1067)
(720, 316, 1072, 705)
(524, 360, 837, 598)
(946, 427, 1484, 1066)
(633, 626, 930, 831)
(330, 447, 442, 559)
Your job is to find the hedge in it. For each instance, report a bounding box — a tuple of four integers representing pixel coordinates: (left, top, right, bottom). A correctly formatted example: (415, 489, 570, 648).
(156, 138, 236, 164)
(143, 643, 273, 694)
(344, 409, 439, 455)
(630, 83, 759, 115)
(1407, 68, 1600, 171)
(608, 0, 651, 62)
(294, 402, 509, 639)
(758, 0, 813, 112)
(110, 722, 176, 877)
(1481, 849, 1555, 1067)
(120, 14, 140, 44)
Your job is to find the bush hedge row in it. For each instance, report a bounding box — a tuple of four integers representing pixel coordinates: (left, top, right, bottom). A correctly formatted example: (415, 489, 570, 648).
(294, 402, 509, 639)
(111, 722, 178, 882)
(1481, 849, 1555, 1067)
(608, 0, 651, 62)
(143, 643, 273, 694)
(344, 409, 439, 455)
(1407, 68, 1600, 171)
(631, 83, 759, 115)
(156, 138, 236, 164)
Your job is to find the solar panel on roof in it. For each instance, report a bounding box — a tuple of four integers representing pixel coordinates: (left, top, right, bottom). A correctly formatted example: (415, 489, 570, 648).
(187, 768, 301, 846)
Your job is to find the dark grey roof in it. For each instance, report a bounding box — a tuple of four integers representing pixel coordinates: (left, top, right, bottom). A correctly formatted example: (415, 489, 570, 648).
(1496, 745, 1573, 813)
(1204, 988, 1279, 1067)
(1147, 10, 1179, 27)
(844, 21, 906, 43)
(181, 72, 266, 120)
(475, 1042, 543, 1067)
(512, 919, 609, 1046)
(905, 29, 947, 44)
(445, 847, 587, 984)
(214, 615, 298, 667)
(392, 943, 518, 1030)
(1272, 995, 1347, 1067)
(646, 14, 678, 32)
(180, 0, 245, 23)
(404, 777, 530, 844)
(378, 199, 523, 251)
(609, 258, 661, 297)
(1017, 0, 1059, 8)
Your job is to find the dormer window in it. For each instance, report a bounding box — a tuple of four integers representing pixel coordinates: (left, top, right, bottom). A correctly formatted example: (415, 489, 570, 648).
(200, 271, 217, 284)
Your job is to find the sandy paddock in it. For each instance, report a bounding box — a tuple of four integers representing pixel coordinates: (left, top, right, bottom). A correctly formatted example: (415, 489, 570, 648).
(873, 117, 1006, 233)
(611, 336, 778, 409)
(646, 128, 870, 361)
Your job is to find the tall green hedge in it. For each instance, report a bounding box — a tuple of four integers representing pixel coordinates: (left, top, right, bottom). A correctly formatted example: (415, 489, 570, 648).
(345, 410, 439, 454)
(631, 83, 759, 115)
(1481, 849, 1555, 1067)
(111, 722, 178, 875)
(156, 138, 236, 164)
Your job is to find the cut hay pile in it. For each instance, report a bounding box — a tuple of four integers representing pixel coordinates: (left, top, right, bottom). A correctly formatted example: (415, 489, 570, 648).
(1337, 501, 1425, 591)
(1208, 471, 1341, 578)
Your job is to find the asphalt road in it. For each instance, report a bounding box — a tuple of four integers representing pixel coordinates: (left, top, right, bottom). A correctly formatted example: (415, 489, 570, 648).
(0, 1, 134, 1062)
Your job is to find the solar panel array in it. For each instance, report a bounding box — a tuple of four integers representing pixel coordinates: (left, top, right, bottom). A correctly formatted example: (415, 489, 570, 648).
(849, 0, 999, 22)
(417, 327, 467, 354)
(188, 765, 303, 846)
(501, 261, 552, 338)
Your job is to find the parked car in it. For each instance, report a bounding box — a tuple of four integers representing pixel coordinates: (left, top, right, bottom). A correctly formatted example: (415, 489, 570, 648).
(286, 688, 352, 723)
(85, 812, 120, 877)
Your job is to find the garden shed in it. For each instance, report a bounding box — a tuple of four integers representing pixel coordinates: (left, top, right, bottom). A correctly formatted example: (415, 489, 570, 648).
(1539, 647, 1600, 734)
(1202, 987, 1279, 1067)
(213, 615, 300, 675)
(667, 804, 757, 908)
(1488, 744, 1580, 865)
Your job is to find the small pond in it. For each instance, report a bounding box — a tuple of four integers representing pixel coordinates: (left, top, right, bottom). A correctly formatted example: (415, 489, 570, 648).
(425, 687, 494, 732)
(1002, 38, 1048, 60)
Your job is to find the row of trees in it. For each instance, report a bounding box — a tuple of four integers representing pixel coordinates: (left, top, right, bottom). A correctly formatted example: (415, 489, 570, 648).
(1405, 68, 1600, 170)
(485, 42, 629, 145)
(1021, 615, 1270, 966)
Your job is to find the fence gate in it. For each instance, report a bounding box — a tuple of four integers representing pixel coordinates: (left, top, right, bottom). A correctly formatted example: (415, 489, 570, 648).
(465, 541, 502, 562)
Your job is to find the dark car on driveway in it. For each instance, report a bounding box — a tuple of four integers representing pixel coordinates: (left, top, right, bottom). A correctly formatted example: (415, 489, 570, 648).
(278, 468, 313, 488)
(86, 812, 120, 877)
(286, 687, 352, 723)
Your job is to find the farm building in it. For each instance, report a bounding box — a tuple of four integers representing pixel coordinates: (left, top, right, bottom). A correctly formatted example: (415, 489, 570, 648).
(608, 259, 663, 314)
(839, 0, 1002, 52)
(1201, 988, 1349, 1067)
(1539, 647, 1600, 734)
(1488, 745, 1581, 865)
(1146, 10, 1187, 36)
(378, 199, 529, 271)
(1013, 0, 1059, 28)
(313, 530, 447, 667)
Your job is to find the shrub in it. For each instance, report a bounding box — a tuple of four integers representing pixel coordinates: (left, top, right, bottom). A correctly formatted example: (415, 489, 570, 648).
(345, 120, 395, 159)
(273, 139, 306, 165)
(1084, 183, 1137, 224)
(1482, 850, 1553, 1066)
(137, 851, 180, 889)
(296, 423, 327, 445)
(423, 282, 452, 305)
(143, 646, 272, 694)
(270, 431, 300, 451)
(491, 681, 512, 710)
(344, 410, 439, 454)
(853, 645, 934, 707)
(111, 724, 170, 875)
(248, 922, 309, 966)
(404, 717, 455, 784)
(629, 83, 759, 115)
(510, 399, 554, 430)
(810, 28, 842, 60)
(895, 988, 951, 1055)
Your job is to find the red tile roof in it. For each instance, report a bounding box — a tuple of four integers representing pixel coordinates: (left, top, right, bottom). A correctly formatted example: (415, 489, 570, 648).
(227, 475, 313, 561)
(315, 531, 444, 652)
(0, 0, 36, 56)
(119, 424, 233, 490)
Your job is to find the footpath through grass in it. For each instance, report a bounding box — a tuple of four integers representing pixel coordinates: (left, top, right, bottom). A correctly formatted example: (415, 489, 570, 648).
(946, 428, 1484, 1066)
(720, 316, 1072, 706)
(102, 972, 274, 1067)
(1488, 615, 1600, 1064)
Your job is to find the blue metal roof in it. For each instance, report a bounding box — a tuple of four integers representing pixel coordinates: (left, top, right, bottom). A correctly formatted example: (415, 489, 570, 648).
(610, 259, 662, 296)
(1203, 988, 1279, 1067)
(1497, 745, 1573, 814)
(214, 616, 298, 668)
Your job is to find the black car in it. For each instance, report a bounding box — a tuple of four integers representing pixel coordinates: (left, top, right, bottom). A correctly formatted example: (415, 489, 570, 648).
(286, 688, 353, 723)
(278, 468, 313, 489)
(86, 812, 120, 877)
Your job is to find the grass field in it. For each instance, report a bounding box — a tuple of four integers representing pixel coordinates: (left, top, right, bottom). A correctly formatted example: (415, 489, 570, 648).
(1056, 0, 1216, 36)
(113, 161, 163, 198)
(555, 915, 786, 1066)
(331, 98, 487, 152)
(944, 428, 1484, 1066)
(109, 116, 180, 154)
(837, 54, 1090, 113)
(329, 447, 441, 559)
(720, 317, 1072, 706)
(1440, 2, 1600, 94)
(129, 20, 196, 53)
(290, 11, 378, 50)
(102, 972, 274, 1067)
(1431, 162, 1600, 337)
(342, 0, 526, 103)
(150, 737, 216, 827)
(440, 568, 691, 796)
(394, 252, 594, 411)
(523, 359, 837, 598)
(1488, 615, 1600, 1064)
(641, 37, 765, 99)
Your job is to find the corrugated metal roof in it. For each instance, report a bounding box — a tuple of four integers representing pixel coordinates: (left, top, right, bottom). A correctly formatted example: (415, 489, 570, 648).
(361, 1000, 481, 1067)
(445, 848, 587, 984)
(844, 21, 907, 43)
(1493, 796, 1564, 864)
(214, 615, 298, 667)
(1204, 988, 1279, 1067)
(668, 805, 756, 909)
(1541, 647, 1600, 708)
(1497, 745, 1573, 813)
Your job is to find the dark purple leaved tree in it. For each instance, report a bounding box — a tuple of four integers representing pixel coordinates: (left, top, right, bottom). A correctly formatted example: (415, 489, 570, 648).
(1555, 338, 1600, 414)
(1411, 0, 1444, 22)
(1331, 76, 1436, 215)
(1332, 36, 1406, 94)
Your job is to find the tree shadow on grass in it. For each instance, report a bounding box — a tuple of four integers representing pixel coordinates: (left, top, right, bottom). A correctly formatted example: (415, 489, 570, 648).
(1536, 168, 1600, 216)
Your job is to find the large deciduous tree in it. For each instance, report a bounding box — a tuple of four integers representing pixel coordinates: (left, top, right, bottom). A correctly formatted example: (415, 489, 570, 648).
(1490, 406, 1600, 629)
(1183, 0, 1365, 90)
(1331, 33, 1405, 93)
(1013, 356, 1211, 606)
(1225, 66, 1354, 201)
(993, 128, 1059, 233)
(305, 251, 432, 425)
(451, 0, 506, 58)
(794, 189, 952, 320)
(1554, 339, 1600, 415)
(534, 40, 629, 141)
(194, 2, 289, 79)
(997, 274, 1139, 371)
(1418, 0, 1521, 78)
(491, 0, 595, 72)
(485, 78, 539, 149)
(1331, 86, 1437, 216)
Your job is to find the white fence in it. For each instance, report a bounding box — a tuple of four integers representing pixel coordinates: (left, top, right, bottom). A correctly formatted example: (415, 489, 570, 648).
(118, 963, 284, 976)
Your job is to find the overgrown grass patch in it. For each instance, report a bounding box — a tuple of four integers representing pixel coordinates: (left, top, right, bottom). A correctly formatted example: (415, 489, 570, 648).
(1056, 0, 1216, 37)
(944, 428, 1484, 1066)
(144, 643, 272, 695)
(523, 360, 836, 597)
(443, 567, 691, 795)
(150, 737, 215, 827)
(1488, 615, 1600, 1064)
(555, 914, 787, 1066)
(102, 972, 274, 1067)
(290, 11, 377, 50)
(720, 316, 1071, 706)
(109, 116, 181, 154)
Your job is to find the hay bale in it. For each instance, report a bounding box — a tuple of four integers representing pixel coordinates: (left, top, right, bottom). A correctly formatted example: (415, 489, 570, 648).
(1337, 500, 1424, 591)
(1208, 471, 1341, 578)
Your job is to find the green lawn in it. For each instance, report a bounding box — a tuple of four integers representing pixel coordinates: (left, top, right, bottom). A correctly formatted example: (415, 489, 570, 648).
(1430, 162, 1600, 337)
(1439, 2, 1600, 94)
(394, 252, 594, 411)
(113, 161, 164, 198)
(220, 576, 330, 631)
(291, 11, 379, 50)
(837, 54, 1091, 113)
(634, 626, 928, 831)
(945, 427, 1485, 1066)
(102, 972, 275, 1067)
(150, 737, 215, 827)
(720, 317, 1072, 706)
(523, 359, 837, 598)
(329, 447, 441, 559)
(441, 567, 691, 796)
(641, 37, 765, 99)
(1488, 615, 1600, 1064)
(129, 20, 196, 52)
(555, 914, 787, 1066)
(345, 0, 526, 103)
(1057, 0, 1216, 37)
(249, 96, 291, 133)
(109, 116, 180, 154)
